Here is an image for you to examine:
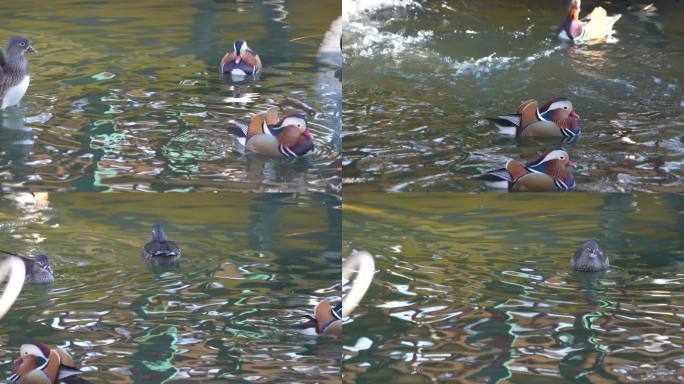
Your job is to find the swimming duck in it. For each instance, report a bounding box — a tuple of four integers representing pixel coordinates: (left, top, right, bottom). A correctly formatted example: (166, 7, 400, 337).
(0, 256, 25, 320)
(0, 251, 53, 284)
(301, 251, 375, 337)
(219, 40, 262, 78)
(142, 223, 181, 267)
(572, 240, 609, 272)
(489, 98, 580, 138)
(478, 149, 577, 192)
(232, 107, 314, 157)
(9, 342, 83, 383)
(0, 35, 36, 109)
(558, 0, 621, 43)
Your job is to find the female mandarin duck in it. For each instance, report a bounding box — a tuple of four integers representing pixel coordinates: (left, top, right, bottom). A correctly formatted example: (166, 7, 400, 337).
(0, 250, 54, 284)
(142, 223, 181, 267)
(219, 40, 262, 78)
(0, 35, 36, 109)
(479, 149, 577, 192)
(489, 98, 580, 138)
(232, 107, 314, 157)
(301, 251, 375, 337)
(558, 0, 621, 42)
(9, 342, 83, 383)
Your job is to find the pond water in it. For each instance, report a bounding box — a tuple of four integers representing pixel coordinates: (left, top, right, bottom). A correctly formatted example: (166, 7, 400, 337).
(0, 0, 341, 193)
(343, 0, 684, 192)
(0, 192, 341, 383)
(343, 193, 684, 383)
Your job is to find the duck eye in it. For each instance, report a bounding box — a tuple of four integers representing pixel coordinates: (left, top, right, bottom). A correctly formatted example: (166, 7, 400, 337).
(20, 42, 25, 46)
(564, 106, 568, 109)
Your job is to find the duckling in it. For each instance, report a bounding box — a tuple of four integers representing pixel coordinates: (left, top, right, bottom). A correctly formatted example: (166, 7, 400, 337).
(0, 35, 36, 109)
(558, 0, 621, 43)
(0, 256, 25, 320)
(9, 342, 83, 383)
(478, 149, 577, 192)
(142, 223, 181, 267)
(231, 107, 314, 157)
(489, 98, 580, 138)
(219, 40, 262, 78)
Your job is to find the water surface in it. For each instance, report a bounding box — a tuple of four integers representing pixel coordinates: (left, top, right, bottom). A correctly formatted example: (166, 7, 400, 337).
(0, 192, 341, 383)
(343, 193, 684, 382)
(343, 0, 684, 192)
(0, 0, 341, 192)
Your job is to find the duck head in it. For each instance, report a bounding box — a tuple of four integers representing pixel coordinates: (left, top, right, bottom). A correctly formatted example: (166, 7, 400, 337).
(151, 223, 168, 242)
(572, 240, 609, 272)
(541, 98, 580, 134)
(527, 149, 577, 189)
(29, 255, 54, 284)
(233, 40, 248, 58)
(277, 114, 308, 132)
(12, 342, 52, 381)
(7, 35, 36, 56)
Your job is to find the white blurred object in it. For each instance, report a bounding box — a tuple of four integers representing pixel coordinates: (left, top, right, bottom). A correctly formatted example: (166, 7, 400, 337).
(0, 256, 26, 320)
(342, 250, 375, 317)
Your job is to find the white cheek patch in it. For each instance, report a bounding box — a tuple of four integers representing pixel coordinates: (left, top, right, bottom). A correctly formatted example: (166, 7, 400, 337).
(541, 150, 567, 163)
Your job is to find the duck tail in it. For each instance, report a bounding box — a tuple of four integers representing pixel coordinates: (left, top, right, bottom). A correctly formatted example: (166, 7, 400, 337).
(229, 121, 249, 138)
(477, 168, 513, 183)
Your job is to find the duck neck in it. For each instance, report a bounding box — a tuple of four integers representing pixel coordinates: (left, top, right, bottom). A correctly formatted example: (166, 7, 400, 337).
(4, 53, 28, 76)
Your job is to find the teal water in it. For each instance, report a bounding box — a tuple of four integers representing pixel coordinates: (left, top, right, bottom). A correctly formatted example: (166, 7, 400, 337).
(0, 193, 341, 383)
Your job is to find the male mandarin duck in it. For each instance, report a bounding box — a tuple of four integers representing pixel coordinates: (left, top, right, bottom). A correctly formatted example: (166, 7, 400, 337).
(232, 107, 314, 157)
(0, 35, 36, 109)
(142, 223, 181, 267)
(489, 98, 580, 138)
(219, 40, 262, 78)
(301, 300, 342, 337)
(558, 0, 621, 42)
(478, 149, 577, 192)
(299, 251, 375, 337)
(9, 342, 83, 383)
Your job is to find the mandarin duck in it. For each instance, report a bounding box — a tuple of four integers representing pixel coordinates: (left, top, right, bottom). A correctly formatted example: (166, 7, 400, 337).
(489, 98, 580, 138)
(558, 0, 621, 43)
(572, 240, 609, 272)
(301, 300, 342, 336)
(219, 40, 262, 79)
(0, 256, 25, 320)
(142, 223, 181, 267)
(231, 107, 314, 157)
(478, 149, 577, 192)
(0, 251, 53, 284)
(0, 35, 36, 109)
(9, 342, 83, 383)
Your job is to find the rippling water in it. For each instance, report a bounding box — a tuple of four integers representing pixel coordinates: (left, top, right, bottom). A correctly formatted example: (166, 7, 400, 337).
(0, 0, 341, 192)
(343, 193, 684, 382)
(0, 192, 341, 382)
(343, 0, 684, 192)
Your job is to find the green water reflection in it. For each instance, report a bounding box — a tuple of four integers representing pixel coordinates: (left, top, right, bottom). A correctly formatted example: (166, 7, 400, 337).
(343, 193, 683, 383)
(0, 192, 341, 382)
(0, 0, 341, 192)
